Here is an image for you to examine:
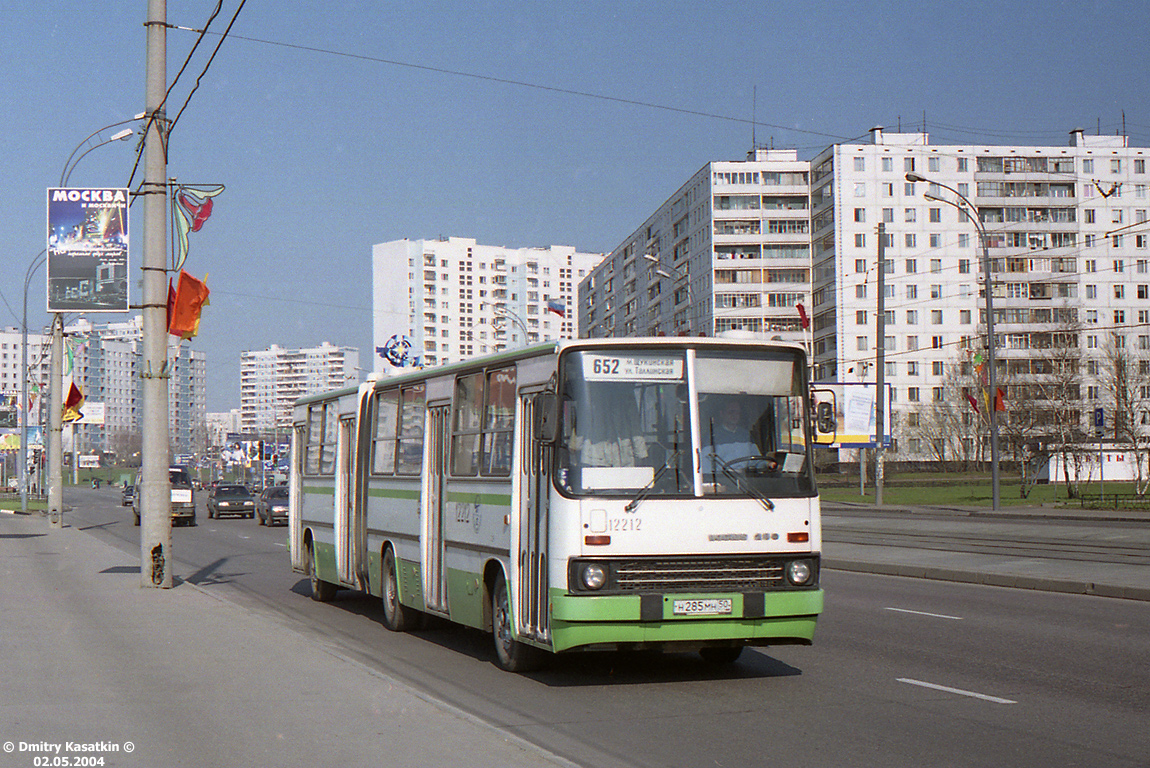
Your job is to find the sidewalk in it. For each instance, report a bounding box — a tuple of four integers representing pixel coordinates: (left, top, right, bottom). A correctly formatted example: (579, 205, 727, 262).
(0, 511, 575, 768)
(822, 501, 1150, 602)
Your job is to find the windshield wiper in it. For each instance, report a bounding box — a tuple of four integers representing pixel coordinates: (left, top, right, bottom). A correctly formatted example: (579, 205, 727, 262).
(625, 456, 675, 512)
(704, 452, 775, 511)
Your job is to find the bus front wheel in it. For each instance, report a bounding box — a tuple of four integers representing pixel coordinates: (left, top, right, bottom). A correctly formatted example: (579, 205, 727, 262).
(307, 541, 337, 602)
(491, 574, 542, 673)
(381, 548, 417, 632)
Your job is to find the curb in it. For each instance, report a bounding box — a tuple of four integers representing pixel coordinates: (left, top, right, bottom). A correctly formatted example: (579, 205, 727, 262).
(824, 558, 1150, 602)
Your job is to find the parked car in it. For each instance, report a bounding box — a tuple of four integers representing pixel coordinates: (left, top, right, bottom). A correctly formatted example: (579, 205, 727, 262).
(255, 485, 289, 526)
(132, 466, 197, 526)
(121, 483, 135, 507)
(207, 484, 256, 519)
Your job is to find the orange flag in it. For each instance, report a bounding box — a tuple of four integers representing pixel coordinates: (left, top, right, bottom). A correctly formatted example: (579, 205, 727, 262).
(168, 271, 210, 340)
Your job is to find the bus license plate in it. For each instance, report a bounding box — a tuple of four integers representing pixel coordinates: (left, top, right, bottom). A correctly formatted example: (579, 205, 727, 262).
(672, 599, 732, 616)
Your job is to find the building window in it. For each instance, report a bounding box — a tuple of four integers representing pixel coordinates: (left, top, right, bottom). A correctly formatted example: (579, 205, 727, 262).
(857, 336, 868, 351)
(882, 157, 893, 172)
(854, 157, 866, 171)
(855, 233, 866, 247)
(854, 208, 866, 222)
(855, 259, 867, 273)
(856, 310, 868, 325)
(931, 310, 943, 325)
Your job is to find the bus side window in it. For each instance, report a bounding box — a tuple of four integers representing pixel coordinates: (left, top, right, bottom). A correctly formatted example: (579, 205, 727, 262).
(396, 384, 425, 475)
(451, 373, 484, 476)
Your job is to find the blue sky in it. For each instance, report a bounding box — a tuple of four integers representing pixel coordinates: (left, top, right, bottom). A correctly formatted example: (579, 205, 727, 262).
(3, 0, 1149, 411)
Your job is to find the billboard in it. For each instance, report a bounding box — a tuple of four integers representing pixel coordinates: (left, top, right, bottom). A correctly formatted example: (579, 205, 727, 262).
(46, 188, 129, 312)
(75, 401, 106, 425)
(811, 382, 892, 448)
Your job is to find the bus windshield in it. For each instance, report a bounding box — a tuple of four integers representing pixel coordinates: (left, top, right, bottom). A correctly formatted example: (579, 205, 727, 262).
(555, 347, 815, 499)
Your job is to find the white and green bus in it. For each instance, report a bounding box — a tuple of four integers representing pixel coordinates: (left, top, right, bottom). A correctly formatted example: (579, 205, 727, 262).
(290, 337, 823, 671)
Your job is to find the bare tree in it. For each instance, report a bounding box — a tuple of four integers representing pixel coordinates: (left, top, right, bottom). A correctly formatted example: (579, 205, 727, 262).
(1098, 335, 1150, 495)
(1030, 318, 1089, 497)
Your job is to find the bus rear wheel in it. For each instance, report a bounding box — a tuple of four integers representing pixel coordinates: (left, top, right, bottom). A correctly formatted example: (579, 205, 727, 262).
(381, 548, 417, 632)
(307, 541, 337, 602)
(491, 573, 542, 672)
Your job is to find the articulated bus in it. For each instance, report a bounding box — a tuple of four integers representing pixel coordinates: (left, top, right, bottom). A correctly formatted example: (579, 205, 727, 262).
(290, 337, 823, 671)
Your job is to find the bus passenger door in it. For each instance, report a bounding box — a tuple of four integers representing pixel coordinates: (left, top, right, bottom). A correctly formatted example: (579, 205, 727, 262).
(334, 415, 359, 587)
(423, 405, 449, 614)
(516, 393, 550, 644)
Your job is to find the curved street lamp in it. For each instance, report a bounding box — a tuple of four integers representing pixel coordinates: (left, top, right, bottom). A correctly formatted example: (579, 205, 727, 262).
(906, 171, 1001, 511)
(19, 121, 139, 515)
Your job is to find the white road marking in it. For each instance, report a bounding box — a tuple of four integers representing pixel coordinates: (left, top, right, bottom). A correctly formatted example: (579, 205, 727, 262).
(898, 678, 1017, 705)
(884, 607, 963, 620)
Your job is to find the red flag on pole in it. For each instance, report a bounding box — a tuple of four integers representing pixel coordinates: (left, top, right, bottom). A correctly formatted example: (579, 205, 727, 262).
(168, 271, 210, 340)
(796, 303, 810, 330)
(965, 392, 980, 413)
(994, 387, 1006, 412)
(179, 193, 214, 232)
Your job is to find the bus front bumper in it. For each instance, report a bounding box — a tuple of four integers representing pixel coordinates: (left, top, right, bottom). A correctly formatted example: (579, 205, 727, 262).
(547, 589, 823, 653)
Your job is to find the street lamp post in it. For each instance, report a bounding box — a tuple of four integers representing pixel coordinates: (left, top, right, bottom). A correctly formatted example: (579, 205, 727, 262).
(21, 124, 137, 516)
(643, 251, 694, 334)
(493, 306, 530, 346)
(906, 171, 1001, 511)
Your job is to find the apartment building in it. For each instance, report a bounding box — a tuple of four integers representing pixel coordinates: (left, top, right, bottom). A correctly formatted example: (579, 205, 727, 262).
(580, 128, 1150, 461)
(1, 318, 207, 458)
(239, 342, 359, 432)
(579, 149, 811, 342)
(67, 317, 207, 456)
(372, 237, 602, 370)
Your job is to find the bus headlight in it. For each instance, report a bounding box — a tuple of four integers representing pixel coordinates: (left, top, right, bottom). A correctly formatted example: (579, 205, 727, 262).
(581, 563, 608, 590)
(787, 559, 813, 586)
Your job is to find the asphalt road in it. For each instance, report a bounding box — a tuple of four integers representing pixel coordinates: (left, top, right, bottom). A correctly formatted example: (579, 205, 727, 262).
(63, 487, 1150, 768)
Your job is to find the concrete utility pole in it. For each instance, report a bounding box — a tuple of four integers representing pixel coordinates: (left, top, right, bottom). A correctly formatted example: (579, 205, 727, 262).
(875, 223, 886, 507)
(47, 315, 63, 528)
(140, 0, 172, 588)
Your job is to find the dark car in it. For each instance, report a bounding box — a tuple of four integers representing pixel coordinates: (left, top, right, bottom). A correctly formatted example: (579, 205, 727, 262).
(121, 483, 135, 507)
(207, 484, 256, 519)
(255, 485, 289, 526)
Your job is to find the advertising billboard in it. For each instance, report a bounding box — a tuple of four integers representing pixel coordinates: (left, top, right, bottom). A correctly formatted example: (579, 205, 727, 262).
(46, 188, 129, 312)
(811, 382, 892, 448)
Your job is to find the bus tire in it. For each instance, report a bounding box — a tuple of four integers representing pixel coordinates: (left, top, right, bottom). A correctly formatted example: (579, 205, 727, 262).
(381, 547, 416, 632)
(307, 540, 337, 602)
(491, 573, 542, 672)
(699, 645, 744, 664)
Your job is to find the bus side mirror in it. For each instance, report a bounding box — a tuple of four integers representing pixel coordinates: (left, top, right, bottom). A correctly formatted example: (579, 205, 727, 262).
(535, 392, 559, 443)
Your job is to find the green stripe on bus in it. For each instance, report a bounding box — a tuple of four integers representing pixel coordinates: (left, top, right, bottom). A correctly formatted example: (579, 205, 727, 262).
(303, 485, 334, 495)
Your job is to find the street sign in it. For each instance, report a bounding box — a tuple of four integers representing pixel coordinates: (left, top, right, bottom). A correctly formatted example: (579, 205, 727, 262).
(1094, 407, 1104, 429)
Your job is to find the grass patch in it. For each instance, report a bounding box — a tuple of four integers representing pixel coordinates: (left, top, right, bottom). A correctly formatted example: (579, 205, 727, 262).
(816, 472, 1124, 508)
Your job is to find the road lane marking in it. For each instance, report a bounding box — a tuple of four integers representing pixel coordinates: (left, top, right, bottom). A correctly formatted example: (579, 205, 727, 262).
(898, 678, 1017, 705)
(884, 607, 963, 620)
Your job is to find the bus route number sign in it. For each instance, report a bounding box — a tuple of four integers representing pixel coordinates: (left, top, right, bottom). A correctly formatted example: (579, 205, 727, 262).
(583, 355, 682, 381)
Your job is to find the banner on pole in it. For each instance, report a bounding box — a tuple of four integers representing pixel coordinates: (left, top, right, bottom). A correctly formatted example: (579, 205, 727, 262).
(46, 188, 129, 312)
